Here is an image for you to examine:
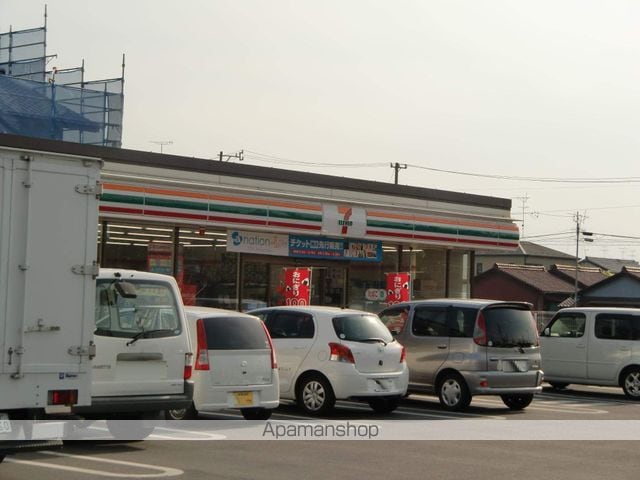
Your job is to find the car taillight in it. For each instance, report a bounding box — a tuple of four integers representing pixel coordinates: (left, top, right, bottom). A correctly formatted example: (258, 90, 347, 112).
(261, 321, 277, 369)
(194, 318, 210, 371)
(329, 342, 355, 364)
(48, 389, 78, 406)
(473, 311, 488, 346)
(399, 344, 406, 363)
(184, 352, 194, 380)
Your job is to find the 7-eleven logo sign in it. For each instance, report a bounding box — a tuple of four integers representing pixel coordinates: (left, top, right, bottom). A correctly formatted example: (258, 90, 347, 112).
(322, 205, 366, 237)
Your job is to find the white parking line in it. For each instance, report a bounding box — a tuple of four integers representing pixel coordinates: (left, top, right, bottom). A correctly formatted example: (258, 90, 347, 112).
(339, 400, 507, 419)
(6, 451, 183, 478)
(472, 396, 609, 414)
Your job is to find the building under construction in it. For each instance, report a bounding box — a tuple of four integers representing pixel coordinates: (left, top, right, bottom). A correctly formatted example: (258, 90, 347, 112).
(0, 8, 124, 147)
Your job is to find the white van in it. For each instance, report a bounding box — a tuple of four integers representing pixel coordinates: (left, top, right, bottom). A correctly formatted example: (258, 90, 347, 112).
(540, 307, 640, 398)
(74, 269, 194, 418)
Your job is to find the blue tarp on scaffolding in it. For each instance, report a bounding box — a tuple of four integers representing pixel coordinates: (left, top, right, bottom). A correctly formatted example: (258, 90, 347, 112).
(0, 75, 101, 140)
(0, 21, 124, 147)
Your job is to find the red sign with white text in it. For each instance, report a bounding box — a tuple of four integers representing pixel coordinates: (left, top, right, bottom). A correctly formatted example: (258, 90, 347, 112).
(386, 272, 411, 305)
(284, 268, 311, 306)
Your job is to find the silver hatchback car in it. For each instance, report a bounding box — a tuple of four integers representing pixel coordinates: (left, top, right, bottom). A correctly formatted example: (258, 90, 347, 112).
(379, 299, 543, 411)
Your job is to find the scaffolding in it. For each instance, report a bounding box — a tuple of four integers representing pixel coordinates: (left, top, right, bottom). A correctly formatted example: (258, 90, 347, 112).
(0, 9, 124, 147)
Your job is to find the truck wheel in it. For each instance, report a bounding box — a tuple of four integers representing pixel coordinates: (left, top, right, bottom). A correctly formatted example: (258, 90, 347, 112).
(501, 394, 534, 410)
(437, 373, 471, 411)
(622, 368, 640, 399)
(367, 396, 401, 414)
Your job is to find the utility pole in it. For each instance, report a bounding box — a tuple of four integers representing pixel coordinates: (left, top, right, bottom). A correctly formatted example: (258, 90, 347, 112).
(150, 140, 173, 154)
(573, 212, 593, 305)
(574, 212, 581, 305)
(390, 162, 407, 185)
(219, 150, 244, 162)
(513, 195, 530, 239)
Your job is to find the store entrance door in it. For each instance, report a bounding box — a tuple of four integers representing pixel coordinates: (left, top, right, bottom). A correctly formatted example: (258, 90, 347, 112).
(311, 267, 346, 307)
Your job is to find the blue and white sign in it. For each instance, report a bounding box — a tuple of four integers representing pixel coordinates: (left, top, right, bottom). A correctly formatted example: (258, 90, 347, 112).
(289, 235, 382, 262)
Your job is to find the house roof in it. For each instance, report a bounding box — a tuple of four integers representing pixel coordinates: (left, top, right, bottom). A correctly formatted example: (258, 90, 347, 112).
(579, 266, 640, 295)
(477, 263, 575, 294)
(476, 241, 574, 259)
(580, 256, 640, 273)
(549, 264, 610, 288)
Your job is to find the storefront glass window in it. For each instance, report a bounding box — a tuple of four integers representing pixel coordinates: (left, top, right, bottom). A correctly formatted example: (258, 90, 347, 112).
(242, 261, 269, 311)
(348, 247, 398, 312)
(101, 222, 175, 272)
(448, 250, 471, 299)
(410, 248, 447, 300)
(180, 228, 238, 309)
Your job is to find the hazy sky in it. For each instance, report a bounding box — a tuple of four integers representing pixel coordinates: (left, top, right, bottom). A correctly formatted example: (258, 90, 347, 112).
(3, 1, 639, 259)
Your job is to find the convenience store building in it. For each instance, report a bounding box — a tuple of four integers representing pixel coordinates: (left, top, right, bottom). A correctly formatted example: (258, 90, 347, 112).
(1, 135, 519, 311)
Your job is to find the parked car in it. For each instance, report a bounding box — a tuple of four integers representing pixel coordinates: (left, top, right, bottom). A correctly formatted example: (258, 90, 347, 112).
(248, 306, 409, 416)
(378, 299, 543, 411)
(540, 307, 640, 399)
(166, 307, 279, 420)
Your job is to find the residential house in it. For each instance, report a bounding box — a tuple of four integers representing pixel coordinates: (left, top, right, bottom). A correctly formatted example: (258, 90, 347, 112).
(577, 267, 640, 307)
(548, 264, 610, 289)
(474, 241, 574, 275)
(579, 257, 640, 274)
(472, 263, 575, 311)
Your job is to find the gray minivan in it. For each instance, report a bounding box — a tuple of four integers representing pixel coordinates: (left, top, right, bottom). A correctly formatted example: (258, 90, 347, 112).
(379, 299, 543, 411)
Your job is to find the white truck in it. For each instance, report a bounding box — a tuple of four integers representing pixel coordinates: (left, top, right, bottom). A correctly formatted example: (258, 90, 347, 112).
(0, 145, 100, 459)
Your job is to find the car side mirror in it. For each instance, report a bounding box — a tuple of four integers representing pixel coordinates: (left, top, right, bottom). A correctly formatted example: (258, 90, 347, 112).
(542, 327, 550, 337)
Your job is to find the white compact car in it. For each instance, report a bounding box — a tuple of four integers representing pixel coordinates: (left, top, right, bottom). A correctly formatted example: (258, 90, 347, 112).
(167, 307, 280, 420)
(248, 306, 409, 415)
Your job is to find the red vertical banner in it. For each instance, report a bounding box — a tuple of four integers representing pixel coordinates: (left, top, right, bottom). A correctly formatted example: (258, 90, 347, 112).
(284, 268, 312, 306)
(386, 272, 411, 305)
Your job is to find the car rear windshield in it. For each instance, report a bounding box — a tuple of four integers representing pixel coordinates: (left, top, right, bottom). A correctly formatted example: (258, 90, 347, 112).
(483, 307, 539, 348)
(203, 316, 270, 350)
(332, 314, 394, 343)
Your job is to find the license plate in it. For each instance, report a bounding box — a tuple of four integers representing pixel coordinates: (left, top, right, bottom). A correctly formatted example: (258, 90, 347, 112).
(500, 359, 529, 372)
(371, 378, 394, 392)
(233, 391, 254, 406)
(513, 360, 529, 372)
(0, 413, 11, 434)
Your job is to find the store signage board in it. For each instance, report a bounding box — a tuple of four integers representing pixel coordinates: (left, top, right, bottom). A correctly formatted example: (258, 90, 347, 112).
(322, 204, 367, 238)
(289, 235, 382, 262)
(227, 230, 382, 262)
(226, 230, 289, 256)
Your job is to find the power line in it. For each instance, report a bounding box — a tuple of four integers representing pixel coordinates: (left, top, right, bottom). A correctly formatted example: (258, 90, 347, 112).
(244, 150, 385, 168)
(245, 150, 640, 184)
(405, 163, 640, 184)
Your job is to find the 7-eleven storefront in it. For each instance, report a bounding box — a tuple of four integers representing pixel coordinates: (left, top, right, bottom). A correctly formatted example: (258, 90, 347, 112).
(97, 160, 519, 312)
